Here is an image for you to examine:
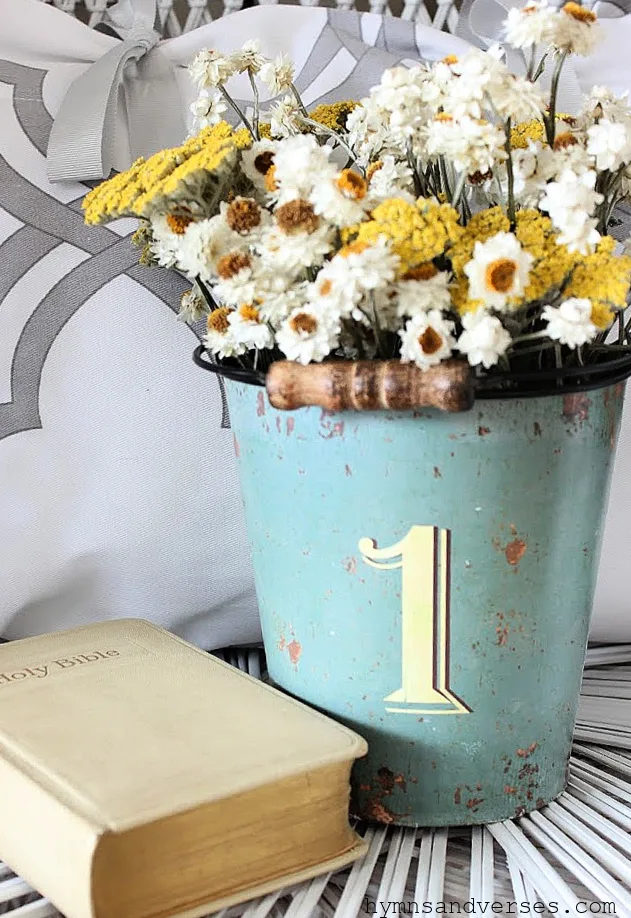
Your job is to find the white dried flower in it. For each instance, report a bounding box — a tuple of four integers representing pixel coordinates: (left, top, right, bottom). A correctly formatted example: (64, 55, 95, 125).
(259, 54, 295, 96)
(367, 156, 415, 202)
(396, 268, 452, 318)
(231, 40, 267, 75)
(227, 304, 274, 350)
(177, 216, 243, 282)
(424, 114, 506, 175)
(346, 103, 394, 166)
(504, 0, 557, 50)
(150, 215, 183, 269)
(271, 134, 335, 203)
(586, 119, 631, 172)
(258, 223, 334, 274)
(457, 310, 512, 368)
(178, 288, 208, 323)
(268, 95, 304, 138)
(310, 170, 371, 228)
(464, 232, 534, 311)
(399, 310, 456, 368)
(549, 3, 602, 56)
(580, 86, 631, 125)
(542, 297, 597, 348)
(489, 74, 547, 122)
(189, 90, 228, 131)
(189, 49, 236, 89)
(203, 309, 246, 359)
(276, 306, 340, 364)
(241, 140, 278, 196)
(539, 168, 603, 253)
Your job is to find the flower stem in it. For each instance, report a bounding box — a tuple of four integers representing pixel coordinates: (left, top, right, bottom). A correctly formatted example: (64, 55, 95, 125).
(439, 156, 452, 202)
(219, 87, 257, 140)
(298, 116, 364, 174)
(451, 170, 467, 209)
(290, 83, 310, 119)
(247, 70, 261, 141)
(504, 117, 516, 227)
(545, 50, 568, 147)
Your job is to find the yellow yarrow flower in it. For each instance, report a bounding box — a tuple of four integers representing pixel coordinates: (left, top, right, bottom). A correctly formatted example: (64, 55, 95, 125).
(510, 115, 575, 150)
(515, 210, 576, 303)
(82, 122, 237, 224)
(564, 239, 631, 328)
(353, 197, 462, 274)
(309, 101, 359, 131)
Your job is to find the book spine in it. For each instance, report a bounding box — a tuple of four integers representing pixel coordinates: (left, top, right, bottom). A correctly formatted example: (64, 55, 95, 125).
(0, 750, 101, 918)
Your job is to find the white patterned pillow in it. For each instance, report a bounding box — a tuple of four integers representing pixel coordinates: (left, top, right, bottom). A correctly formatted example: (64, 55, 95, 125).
(0, 0, 468, 647)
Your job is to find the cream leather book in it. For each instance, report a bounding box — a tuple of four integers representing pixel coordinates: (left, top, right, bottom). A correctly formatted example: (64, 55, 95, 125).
(0, 620, 368, 918)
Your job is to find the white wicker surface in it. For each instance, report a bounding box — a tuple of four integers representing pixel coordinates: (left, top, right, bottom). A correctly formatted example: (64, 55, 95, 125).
(2, 644, 631, 918)
(35, 0, 462, 37)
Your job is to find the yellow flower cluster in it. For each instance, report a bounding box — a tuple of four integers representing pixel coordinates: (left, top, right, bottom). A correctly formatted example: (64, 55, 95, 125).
(510, 115, 575, 149)
(353, 198, 462, 274)
(83, 123, 236, 224)
(449, 206, 630, 327)
(309, 101, 359, 131)
(564, 237, 631, 328)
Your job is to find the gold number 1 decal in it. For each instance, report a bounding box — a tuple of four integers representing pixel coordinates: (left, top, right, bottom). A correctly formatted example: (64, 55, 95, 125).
(359, 526, 471, 715)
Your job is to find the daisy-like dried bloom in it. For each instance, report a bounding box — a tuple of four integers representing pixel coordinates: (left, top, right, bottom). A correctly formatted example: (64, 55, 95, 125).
(276, 200, 319, 235)
(485, 258, 518, 293)
(335, 170, 368, 200)
(338, 241, 369, 258)
(290, 312, 318, 335)
(166, 213, 193, 235)
(226, 198, 262, 234)
(207, 307, 231, 334)
(402, 263, 439, 282)
(254, 151, 275, 176)
(238, 303, 262, 322)
(553, 132, 579, 151)
(562, 2, 596, 24)
(216, 251, 252, 279)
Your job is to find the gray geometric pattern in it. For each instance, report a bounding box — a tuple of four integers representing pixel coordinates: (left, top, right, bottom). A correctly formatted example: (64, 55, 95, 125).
(0, 10, 462, 442)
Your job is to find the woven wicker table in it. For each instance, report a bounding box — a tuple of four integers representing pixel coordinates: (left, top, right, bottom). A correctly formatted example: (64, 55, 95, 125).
(2, 644, 631, 918)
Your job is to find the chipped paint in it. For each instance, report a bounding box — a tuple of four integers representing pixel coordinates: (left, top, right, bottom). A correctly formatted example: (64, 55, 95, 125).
(287, 640, 302, 665)
(343, 556, 357, 574)
(345, 464, 352, 476)
(563, 393, 591, 423)
(533, 422, 542, 437)
(233, 435, 240, 458)
(478, 426, 491, 436)
(256, 391, 266, 417)
(433, 466, 442, 478)
(517, 742, 538, 758)
(286, 417, 295, 437)
(505, 538, 527, 567)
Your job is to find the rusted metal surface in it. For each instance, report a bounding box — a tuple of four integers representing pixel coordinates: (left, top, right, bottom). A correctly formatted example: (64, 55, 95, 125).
(227, 380, 626, 827)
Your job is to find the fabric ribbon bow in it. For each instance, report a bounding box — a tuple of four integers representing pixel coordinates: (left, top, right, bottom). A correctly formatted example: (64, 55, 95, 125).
(46, 0, 185, 183)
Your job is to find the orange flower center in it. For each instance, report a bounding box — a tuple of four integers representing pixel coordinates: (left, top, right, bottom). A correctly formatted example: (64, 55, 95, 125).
(216, 252, 251, 279)
(275, 199, 319, 235)
(265, 165, 278, 193)
(339, 241, 369, 258)
(166, 213, 193, 235)
(441, 54, 459, 65)
(435, 112, 453, 123)
(319, 279, 333, 296)
(226, 198, 261, 234)
(290, 313, 318, 335)
(553, 132, 579, 150)
(206, 307, 231, 334)
(403, 263, 439, 282)
(418, 327, 443, 355)
(238, 304, 261, 322)
(366, 161, 384, 183)
(562, 2, 597, 23)
(485, 258, 517, 293)
(335, 169, 367, 200)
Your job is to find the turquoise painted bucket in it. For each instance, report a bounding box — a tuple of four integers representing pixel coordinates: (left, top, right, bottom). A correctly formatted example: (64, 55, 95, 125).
(226, 380, 625, 827)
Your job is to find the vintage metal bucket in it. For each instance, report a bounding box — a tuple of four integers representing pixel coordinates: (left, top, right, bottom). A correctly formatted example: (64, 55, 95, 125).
(225, 377, 625, 827)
